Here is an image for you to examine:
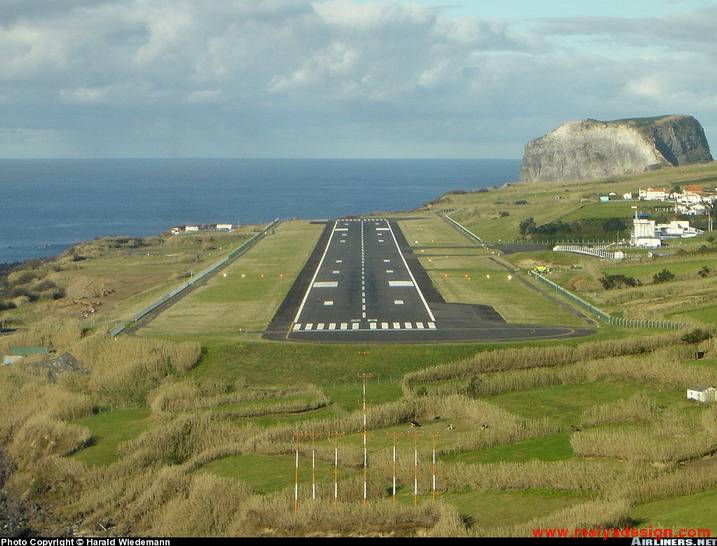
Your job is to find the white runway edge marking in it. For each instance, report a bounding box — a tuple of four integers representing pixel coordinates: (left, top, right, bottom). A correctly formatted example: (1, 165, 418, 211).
(386, 220, 436, 322)
(293, 220, 338, 324)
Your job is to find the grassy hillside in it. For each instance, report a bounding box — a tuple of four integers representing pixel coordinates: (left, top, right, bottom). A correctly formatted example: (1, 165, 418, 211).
(2, 164, 717, 536)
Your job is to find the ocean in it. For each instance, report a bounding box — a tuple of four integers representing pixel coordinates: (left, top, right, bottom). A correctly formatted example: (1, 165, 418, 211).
(0, 158, 519, 264)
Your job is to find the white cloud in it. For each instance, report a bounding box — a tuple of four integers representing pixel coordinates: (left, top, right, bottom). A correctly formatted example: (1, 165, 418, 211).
(0, 0, 715, 157)
(625, 77, 663, 98)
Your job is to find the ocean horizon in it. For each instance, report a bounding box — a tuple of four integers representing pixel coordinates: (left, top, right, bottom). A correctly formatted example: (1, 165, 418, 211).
(0, 158, 520, 264)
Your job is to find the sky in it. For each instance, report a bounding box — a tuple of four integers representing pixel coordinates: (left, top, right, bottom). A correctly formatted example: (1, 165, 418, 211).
(0, 0, 715, 159)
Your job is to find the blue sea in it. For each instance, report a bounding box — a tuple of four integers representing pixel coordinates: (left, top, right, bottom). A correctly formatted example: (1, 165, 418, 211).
(0, 158, 519, 264)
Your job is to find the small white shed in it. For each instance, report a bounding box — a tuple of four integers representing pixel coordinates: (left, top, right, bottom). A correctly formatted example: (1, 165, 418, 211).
(687, 385, 717, 403)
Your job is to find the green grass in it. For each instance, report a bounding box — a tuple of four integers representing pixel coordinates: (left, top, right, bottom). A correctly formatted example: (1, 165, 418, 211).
(631, 488, 717, 532)
(198, 453, 354, 494)
(559, 201, 667, 222)
(442, 488, 589, 528)
(603, 258, 717, 282)
(141, 221, 322, 338)
(72, 408, 152, 466)
(422, 259, 585, 326)
(682, 305, 717, 326)
(487, 381, 656, 426)
(446, 432, 573, 464)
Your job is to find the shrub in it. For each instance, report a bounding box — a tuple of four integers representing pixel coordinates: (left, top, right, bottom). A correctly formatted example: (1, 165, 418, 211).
(600, 274, 639, 289)
(681, 329, 712, 344)
(653, 269, 675, 284)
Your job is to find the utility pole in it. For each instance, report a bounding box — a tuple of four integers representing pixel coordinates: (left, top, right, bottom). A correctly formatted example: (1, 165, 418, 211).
(357, 373, 373, 505)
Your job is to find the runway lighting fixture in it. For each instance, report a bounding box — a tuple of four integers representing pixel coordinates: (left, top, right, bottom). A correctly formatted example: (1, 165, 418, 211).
(486, 274, 491, 279)
(507, 274, 513, 280)
(223, 273, 227, 278)
(241, 273, 246, 278)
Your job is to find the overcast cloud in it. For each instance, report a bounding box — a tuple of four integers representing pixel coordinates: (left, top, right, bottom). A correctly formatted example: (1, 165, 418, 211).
(0, 0, 715, 158)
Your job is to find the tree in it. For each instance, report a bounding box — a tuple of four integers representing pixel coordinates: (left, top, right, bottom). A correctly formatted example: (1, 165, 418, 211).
(602, 218, 627, 233)
(698, 266, 711, 278)
(519, 217, 536, 236)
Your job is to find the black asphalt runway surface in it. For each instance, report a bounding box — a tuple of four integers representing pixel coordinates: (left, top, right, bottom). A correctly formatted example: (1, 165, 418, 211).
(264, 218, 595, 343)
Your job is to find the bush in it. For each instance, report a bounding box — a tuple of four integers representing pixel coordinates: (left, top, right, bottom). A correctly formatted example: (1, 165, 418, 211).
(599, 274, 639, 289)
(653, 269, 675, 284)
(681, 329, 711, 344)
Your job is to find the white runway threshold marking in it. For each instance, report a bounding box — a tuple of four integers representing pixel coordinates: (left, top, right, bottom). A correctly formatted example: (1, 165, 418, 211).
(292, 321, 438, 332)
(389, 280, 414, 287)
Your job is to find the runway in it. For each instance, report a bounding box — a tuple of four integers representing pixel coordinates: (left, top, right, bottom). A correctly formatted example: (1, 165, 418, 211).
(264, 218, 595, 343)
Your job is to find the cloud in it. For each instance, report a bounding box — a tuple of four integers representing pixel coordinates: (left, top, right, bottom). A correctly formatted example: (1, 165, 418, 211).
(0, 0, 715, 157)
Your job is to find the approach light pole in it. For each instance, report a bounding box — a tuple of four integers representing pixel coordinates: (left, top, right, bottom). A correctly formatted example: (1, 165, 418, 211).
(293, 432, 300, 513)
(357, 373, 373, 504)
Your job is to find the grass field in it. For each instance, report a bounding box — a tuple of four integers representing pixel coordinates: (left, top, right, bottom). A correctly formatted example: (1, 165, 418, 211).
(72, 408, 152, 466)
(199, 453, 356, 494)
(446, 432, 573, 464)
(398, 216, 585, 326)
(682, 305, 717, 326)
(443, 489, 589, 528)
(442, 162, 717, 242)
(631, 488, 717, 531)
(486, 381, 665, 426)
(141, 221, 322, 339)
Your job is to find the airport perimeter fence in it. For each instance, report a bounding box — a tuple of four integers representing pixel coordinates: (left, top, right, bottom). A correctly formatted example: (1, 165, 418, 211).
(528, 270, 685, 330)
(108, 219, 280, 337)
(442, 213, 484, 244)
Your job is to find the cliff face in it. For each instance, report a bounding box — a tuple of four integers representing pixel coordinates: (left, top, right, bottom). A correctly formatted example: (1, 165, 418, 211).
(520, 115, 713, 183)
